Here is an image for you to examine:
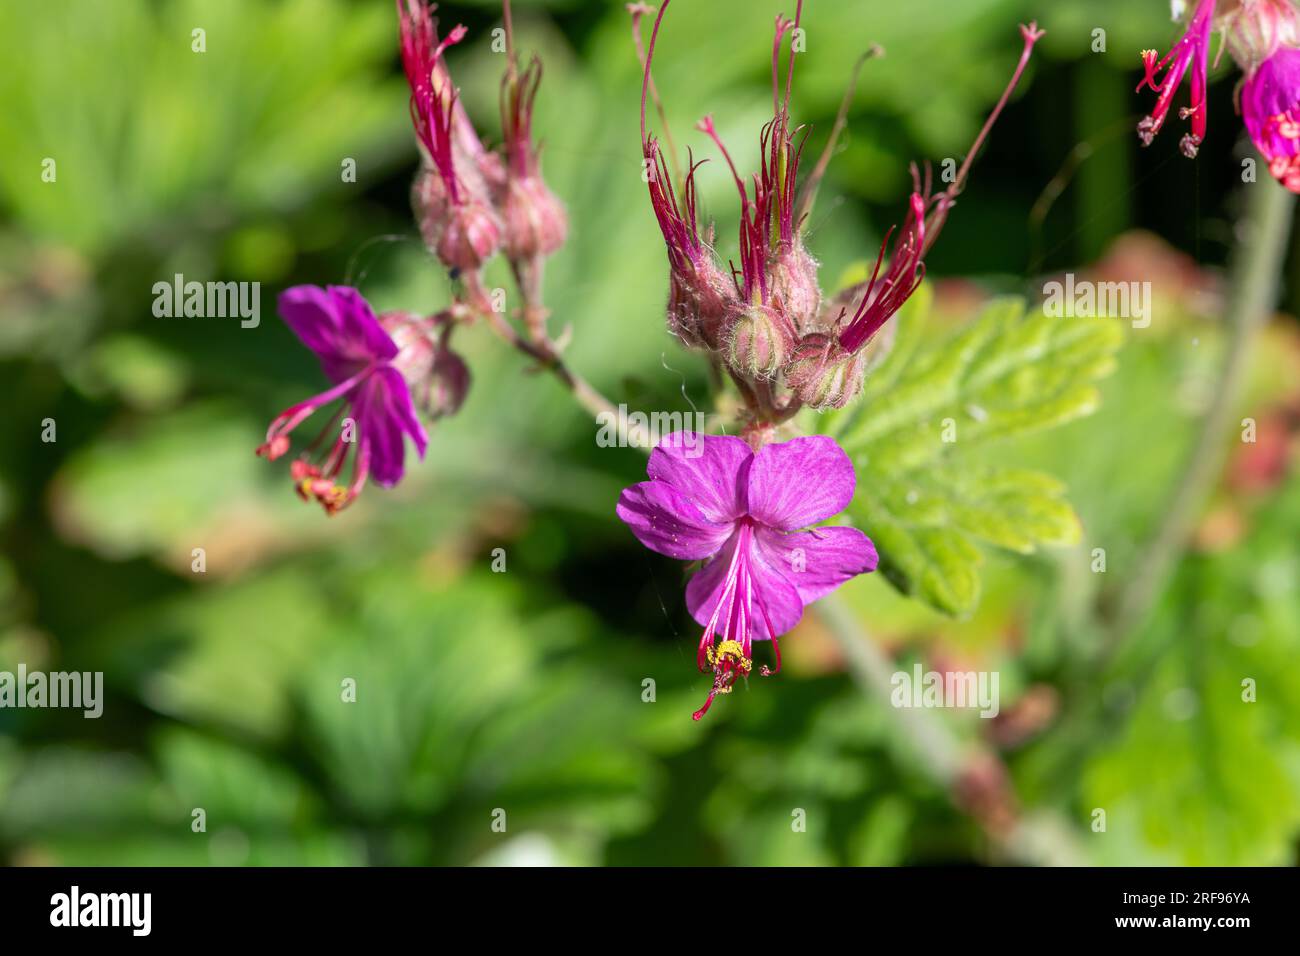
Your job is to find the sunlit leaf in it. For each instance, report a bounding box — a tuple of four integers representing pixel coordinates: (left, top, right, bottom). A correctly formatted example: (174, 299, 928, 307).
(821, 287, 1123, 616)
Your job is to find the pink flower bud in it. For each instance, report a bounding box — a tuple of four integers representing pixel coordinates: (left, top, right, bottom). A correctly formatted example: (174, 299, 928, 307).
(379, 310, 438, 386)
(411, 165, 452, 252)
(398, 1, 506, 271)
(412, 166, 504, 274)
(501, 175, 568, 261)
(436, 201, 502, 274)
(497, 53, 567, 263)
(425, 346, 471, 419)
(379, 311, 471, 420)
(784, 333, 868, 410)
(666, 273, 708, 349)
(668, 259, 738, 350)
(768, 240, 822, 331)
(727, 305, 795, 379)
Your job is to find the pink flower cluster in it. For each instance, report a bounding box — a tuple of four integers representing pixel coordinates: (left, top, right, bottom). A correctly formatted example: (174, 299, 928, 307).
(399, 0, 567, 278)
(622, 2, 1043, 717)
(638, 1, 1043, 421)
(257, 1, 565, 513)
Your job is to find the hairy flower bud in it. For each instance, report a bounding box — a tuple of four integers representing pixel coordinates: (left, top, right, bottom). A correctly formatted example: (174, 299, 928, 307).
(669, 258, 737, 350)
(501, 175, 568, 261)
(435, 201, 502, 274)
(727, 305, 794, 379)
(412, 163, 504, 273)
(784, 333, 868, 410)
(259, 287, 428, 514)
(379, 310, 437, 385)
(411, 165, 451, 247)
(768, 241, 822, 331)
(667, 274, 707, 349)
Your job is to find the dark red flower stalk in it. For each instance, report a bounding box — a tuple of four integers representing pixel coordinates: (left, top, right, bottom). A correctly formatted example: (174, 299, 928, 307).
(833, 22, 1044, 360)
(257, 286, 432, 515)
(639, 5, 737, 349)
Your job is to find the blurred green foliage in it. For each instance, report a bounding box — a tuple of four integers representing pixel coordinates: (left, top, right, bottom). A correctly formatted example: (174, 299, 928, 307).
(1, 0, 1297, 867)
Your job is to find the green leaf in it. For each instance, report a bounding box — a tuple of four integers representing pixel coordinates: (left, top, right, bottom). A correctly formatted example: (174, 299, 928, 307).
(0, 0, 406, 254)
(821, 288, 1123, 616)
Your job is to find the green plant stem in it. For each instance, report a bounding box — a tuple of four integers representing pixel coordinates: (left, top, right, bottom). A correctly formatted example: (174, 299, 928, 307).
(1103, 179, 1295, 653)
(817, 595, 963, 780)
(465, 271, 654, 450)
(817, 594, 1086, 865)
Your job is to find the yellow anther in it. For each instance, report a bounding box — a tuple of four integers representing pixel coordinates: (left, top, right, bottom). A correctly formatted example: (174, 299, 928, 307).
(707, 640, 752, 673)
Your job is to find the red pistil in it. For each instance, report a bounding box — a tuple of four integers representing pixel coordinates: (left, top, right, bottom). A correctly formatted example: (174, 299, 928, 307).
(640, 1, 713, 278)
(696, 115, 770, 304)
(501, 53, 543, 177)
(838, 190, 928, 353)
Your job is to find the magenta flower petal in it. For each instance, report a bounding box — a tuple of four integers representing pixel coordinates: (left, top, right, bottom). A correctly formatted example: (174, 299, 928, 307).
(260, 284, 432, 512)
(278, 285, 399, 384)
(616, 430, 875, 719)
(747, 435, 856, 531)
(353, 366, 429, 488)
(647, 431, 753, 523)
(684, 529, 804, 639)
(756, 525, 878, 605)
(616, 480, 735, 560)
(325, 286, 404, 361)
(1242, 47, 1300, 191)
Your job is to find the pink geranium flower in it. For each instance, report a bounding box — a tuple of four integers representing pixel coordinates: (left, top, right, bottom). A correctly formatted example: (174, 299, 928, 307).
(257, 285, 429, 514)
(636, 0, 1042, 410)
(617, 432, 877, 720)
(1243, 43, 1300, 190)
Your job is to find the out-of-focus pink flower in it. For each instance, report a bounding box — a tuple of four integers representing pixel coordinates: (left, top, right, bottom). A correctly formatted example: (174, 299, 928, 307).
(1243, 44, 1300, 190)
(257, 286, 434, 514)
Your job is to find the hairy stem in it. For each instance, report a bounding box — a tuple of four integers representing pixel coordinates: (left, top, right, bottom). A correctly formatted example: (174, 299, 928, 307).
(464, 271, 654, 450)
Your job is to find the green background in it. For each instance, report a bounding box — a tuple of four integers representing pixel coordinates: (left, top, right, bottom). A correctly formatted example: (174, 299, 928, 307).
(1, 0, 1298, 866)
